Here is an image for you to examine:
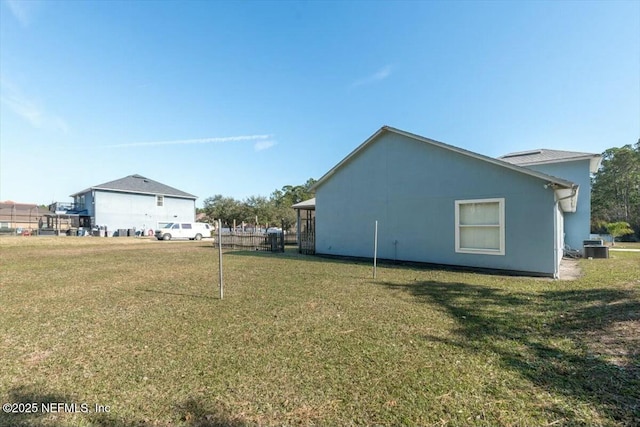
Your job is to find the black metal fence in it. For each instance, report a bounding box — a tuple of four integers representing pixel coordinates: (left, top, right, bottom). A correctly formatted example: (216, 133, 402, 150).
(284, 232, 297, 245)
(299, 230, 315, 255)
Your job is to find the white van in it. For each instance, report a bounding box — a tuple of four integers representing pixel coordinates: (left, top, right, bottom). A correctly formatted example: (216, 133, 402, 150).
(155, 222, 212, 241)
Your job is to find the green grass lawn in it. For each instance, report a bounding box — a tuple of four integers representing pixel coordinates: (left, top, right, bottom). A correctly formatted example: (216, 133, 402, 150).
(1, 237, 638, 426)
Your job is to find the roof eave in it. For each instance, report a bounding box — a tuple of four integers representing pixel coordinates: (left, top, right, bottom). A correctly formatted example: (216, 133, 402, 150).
(589, 156, 602, 174)
(292, 198, 316, 210)
(508, 154, 602, 173)
(554, 185, 580, 213)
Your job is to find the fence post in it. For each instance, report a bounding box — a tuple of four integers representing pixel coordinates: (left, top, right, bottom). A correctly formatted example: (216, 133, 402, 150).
(218, 219, 224, 299)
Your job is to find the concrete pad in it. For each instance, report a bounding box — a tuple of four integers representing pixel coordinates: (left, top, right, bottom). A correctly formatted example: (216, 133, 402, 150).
(559, 258, 582, 280)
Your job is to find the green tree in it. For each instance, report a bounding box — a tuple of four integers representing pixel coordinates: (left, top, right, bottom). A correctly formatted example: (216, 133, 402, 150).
(242, 195, 276, 227)
(592, 141, 640, 239)
(202, 178, 317, 231)
(270, 179, 316, 230)
(202, 195, 243, 228)
(605, 221, 634, 245)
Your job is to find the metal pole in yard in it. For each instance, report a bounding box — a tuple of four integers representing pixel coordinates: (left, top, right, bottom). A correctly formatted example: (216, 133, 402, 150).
(218, 219, 224, 299)
(373, 220, 378, 279)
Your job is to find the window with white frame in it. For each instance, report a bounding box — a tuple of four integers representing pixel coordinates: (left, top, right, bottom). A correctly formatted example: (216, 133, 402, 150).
(455, 198, 505, 255)
(156, 195, 164, 207)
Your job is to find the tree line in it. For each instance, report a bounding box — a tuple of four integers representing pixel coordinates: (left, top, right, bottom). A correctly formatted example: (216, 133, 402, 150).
(591, 140, 640, 241)
(200, 178, 316, 231)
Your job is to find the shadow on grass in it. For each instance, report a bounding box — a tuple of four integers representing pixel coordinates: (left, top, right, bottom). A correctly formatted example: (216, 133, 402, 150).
(137, 288, 220, 300)
(1, 386, 247, 426)
(377, 280, 640, 424)
(208, 247, 328, 261)
(0, 385, 71, 427)
(222, 248, 558, 279)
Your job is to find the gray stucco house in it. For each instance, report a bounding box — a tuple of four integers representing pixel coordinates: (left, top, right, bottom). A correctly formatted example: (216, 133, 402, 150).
(70, 174, 196, 235)
(310, 126, 600, 278)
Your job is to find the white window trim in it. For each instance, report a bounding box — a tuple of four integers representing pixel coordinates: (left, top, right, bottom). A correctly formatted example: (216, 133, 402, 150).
(156, 195, 164, 207)
(455, 198, 505, 256)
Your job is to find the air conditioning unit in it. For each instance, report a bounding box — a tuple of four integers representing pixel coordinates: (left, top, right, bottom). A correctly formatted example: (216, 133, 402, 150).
(583, 245, 609, 259)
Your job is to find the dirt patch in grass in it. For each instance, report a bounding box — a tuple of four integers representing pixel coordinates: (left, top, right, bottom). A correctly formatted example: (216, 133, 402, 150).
(582, 288, 640, 373)
(588, 320, 640, 370)
(24, 350, 53, 367)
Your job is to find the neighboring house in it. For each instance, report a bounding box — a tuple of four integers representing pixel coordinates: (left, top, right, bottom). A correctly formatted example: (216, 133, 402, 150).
(310, 126, 596, 278)
(68, 174, 196, 235)
(0, 201, 43, 232)
(498, 149, 601, 252)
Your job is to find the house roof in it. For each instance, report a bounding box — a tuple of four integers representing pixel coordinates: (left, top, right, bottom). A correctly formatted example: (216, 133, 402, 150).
(70, 174, 197, 199)
(0, 201, 39, 209)
(311, 126, 578, 192)
(499, 149, 601, 173)
(292, 198, 315, 210)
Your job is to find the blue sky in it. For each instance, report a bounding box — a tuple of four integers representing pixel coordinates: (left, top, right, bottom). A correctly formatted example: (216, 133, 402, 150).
(1, 0, 638, 207)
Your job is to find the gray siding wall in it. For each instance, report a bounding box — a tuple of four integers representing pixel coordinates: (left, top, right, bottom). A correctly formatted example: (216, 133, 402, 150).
(522, 160, 591, 251)
(315, 132, 559, 276)
(93, 191, 195, 234)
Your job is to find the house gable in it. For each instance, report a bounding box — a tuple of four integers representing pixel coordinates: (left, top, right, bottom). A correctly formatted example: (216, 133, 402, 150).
(314, 127, 569, 277)
(313, 127, 577, 193)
